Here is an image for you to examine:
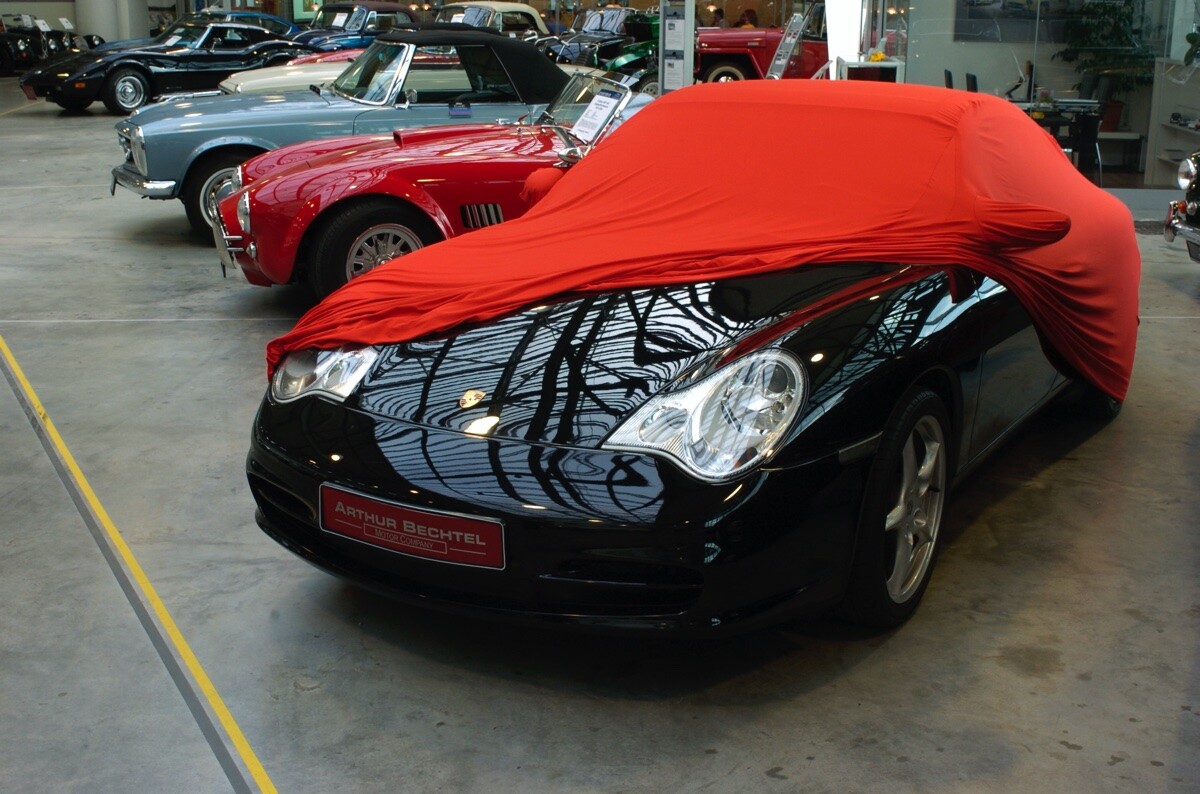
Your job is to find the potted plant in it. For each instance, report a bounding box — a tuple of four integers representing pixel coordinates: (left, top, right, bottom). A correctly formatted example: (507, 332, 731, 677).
(1052, 0, 1156, 130)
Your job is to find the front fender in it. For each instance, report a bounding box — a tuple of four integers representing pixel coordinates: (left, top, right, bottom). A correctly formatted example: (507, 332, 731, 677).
(256, 171, 449, 284)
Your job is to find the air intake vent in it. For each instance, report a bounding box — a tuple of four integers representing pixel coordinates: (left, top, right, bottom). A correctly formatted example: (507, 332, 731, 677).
(460, 203, 504, 229)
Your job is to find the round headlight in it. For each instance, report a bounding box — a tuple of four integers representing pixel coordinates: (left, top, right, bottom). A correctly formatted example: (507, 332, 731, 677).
(1178, 157, 1198, 191)
(236, 191, 251, 234)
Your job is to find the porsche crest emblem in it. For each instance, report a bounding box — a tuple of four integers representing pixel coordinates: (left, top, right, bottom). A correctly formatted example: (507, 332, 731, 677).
(458, 389, 487, 409)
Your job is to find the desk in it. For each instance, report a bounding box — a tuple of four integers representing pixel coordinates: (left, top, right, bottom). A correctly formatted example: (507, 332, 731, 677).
(1015, 101, 1103, 181)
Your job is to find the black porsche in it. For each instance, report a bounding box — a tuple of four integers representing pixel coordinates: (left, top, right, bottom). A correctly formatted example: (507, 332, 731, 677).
(18, 20, 315, 113)
(246, 81, 1139, 635)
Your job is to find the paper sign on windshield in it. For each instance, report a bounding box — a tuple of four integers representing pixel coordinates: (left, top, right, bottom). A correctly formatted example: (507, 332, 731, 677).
(59, 17, 75, 30)
(570, 88, 622, 143)
(332, 12, 349, 28)
(451, 13, 465, 22)
(35, 19, 53, 32)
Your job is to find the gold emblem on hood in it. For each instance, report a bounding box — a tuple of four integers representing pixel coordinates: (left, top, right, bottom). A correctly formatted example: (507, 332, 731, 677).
(458, 389, 486, 409)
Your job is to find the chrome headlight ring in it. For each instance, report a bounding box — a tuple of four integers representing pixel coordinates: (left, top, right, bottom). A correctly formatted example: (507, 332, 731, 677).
(1178, 156, 1198, 192)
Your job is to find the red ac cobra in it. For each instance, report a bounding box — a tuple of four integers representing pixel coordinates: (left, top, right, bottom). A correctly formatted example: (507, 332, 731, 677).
(215, 72, 644, 298)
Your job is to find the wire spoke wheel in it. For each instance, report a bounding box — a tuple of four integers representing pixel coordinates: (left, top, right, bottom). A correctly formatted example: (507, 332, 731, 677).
(346, 224, 424, 281)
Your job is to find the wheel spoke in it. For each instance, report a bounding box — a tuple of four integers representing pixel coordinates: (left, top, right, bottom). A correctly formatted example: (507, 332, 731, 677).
(914, 439, 942, 499)
(887, 522, 915, 595)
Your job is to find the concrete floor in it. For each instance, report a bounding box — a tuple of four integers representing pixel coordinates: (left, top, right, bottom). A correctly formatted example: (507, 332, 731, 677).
(1, 80, 1198, 793)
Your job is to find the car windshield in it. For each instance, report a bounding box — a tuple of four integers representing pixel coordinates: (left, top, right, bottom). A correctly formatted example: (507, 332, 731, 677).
(536, 73, 631, 144)
(332, 41, 409, 103)
(436, 7, 494, 29)
(311, 6, 367, 31)
(154, 22, 211, 48)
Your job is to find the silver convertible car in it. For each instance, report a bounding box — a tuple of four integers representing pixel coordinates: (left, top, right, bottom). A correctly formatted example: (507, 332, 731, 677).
(111, 28, 569, 234)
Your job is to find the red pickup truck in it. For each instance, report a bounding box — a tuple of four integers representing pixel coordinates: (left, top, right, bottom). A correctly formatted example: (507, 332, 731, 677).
(696, 25, 829, 81)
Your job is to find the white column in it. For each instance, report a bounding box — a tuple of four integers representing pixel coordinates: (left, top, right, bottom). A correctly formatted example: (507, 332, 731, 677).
(76, 0, 151, 41)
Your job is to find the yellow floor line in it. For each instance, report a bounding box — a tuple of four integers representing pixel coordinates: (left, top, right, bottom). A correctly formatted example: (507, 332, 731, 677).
(0, 103, 36, 117)
(0, 333, 276, 794)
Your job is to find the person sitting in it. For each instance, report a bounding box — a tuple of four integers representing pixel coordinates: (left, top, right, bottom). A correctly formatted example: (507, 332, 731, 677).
(711, 9, 727, 27)
(736, 9, 757, 28)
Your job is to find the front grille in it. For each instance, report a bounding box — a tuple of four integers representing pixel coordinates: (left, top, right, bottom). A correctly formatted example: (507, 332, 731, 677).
(460, 203, 504, 229)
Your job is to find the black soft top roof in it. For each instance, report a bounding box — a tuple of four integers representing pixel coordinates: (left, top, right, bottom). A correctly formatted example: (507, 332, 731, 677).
(377, 28, 568, 103)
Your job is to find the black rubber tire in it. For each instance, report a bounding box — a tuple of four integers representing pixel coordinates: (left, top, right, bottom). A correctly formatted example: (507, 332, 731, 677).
(181, 148, 260, 237)
(309, 200, 442, 299)
(102, 67, 149, 114)
(55, 98, 93, 111)
(839, 389, 952, 628)
(1069, 382, 1123, 421)
(701, 60, 750, 83)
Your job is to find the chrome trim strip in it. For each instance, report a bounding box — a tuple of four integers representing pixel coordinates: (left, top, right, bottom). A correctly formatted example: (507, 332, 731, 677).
(837, 433, 882, 465)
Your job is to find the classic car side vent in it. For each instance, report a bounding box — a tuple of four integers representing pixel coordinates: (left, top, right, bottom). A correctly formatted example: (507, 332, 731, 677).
(460, 204, 504, 229)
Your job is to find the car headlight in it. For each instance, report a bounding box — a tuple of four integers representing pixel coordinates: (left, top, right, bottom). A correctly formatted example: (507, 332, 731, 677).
(1178, 157, 1198, 191)
(604, 349, 807, 482)
(271, 346, 379, 403)
(17, 39, 29, 52)
(236, 191, 251, 234)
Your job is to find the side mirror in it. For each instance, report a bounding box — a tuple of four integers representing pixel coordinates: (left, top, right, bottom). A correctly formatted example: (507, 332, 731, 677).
(557, 146, 583, 165)
(404, 88, 417, 105)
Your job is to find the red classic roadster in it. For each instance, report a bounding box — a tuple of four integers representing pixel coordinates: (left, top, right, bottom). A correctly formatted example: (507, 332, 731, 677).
(215, 72, 644, 298)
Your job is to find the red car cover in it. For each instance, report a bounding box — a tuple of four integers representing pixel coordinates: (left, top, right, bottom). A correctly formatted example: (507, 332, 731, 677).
(267, 80, 1141, 400)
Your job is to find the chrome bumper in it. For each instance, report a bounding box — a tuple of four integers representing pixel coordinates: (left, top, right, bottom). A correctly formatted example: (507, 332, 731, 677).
(212, 212, 245, 277)
(111, 164, 177, 199)
(1164, 201, 1200, 262)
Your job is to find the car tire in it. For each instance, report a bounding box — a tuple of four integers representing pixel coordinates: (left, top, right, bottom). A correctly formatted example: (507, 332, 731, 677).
(701, 61, 749, 83)
(310, 200, 442, 299)
(55, 98, 93, 111)
(102, 67, 150, 114)
(1064, 381, 1123, 421)
(839, 389, 951, 628)
(635, 75, 661, 96)
(182, 148, 260, 237)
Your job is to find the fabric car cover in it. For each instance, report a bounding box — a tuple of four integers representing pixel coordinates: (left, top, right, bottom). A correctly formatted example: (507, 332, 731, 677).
(267, 80, 1141, 400)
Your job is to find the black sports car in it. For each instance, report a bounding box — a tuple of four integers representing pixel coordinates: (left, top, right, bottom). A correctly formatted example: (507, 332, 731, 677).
(0, 30, 35, 74)
(247, 81, 1140, 634)
(19, 20, 315, 113)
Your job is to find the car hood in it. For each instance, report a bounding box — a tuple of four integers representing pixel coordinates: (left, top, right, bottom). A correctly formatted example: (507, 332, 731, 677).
(128, 88, 339, 128)
(21, 49, 109, 79)
(245, 123, 552, 185)
(221, 63, 347, 94)
(351, 264, 903, 447)
(293, 29, 358, 46)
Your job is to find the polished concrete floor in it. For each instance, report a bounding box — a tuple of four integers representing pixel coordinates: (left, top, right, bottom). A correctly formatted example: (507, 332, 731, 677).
(1, 80, 1198, 793)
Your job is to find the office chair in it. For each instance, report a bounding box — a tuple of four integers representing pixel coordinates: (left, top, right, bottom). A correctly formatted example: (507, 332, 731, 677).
(944, 69, 953, 89)
(966, 73, 978, 93)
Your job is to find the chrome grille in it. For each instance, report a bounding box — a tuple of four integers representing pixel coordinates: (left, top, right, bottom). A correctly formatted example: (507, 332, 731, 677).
(460, 203, 504, 229)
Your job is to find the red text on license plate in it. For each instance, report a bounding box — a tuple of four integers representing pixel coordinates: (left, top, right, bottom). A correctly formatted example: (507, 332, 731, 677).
(320, 484, 505, 570)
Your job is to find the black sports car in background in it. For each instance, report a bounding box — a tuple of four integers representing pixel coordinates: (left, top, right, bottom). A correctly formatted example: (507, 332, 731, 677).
(19, 20, 315, 113)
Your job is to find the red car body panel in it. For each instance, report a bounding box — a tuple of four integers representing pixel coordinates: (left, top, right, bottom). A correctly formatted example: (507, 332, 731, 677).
(222, 123, 565, 286)
(696, 27, 828, 79)
(289, 48, 365, 64)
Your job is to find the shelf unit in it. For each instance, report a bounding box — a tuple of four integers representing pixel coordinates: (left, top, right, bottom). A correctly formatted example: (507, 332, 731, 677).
(1145, 58, 1200, 186)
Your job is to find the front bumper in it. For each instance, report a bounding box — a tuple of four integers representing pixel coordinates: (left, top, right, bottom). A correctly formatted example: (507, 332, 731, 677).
(247, 395, 869, 634)
(111, 163, 177, 199)
(1165, 201, 1200, 262)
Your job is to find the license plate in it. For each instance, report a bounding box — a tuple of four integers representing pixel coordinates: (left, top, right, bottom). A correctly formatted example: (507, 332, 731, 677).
(320, 483, 505, 570)
(1188, 240, 1200, 264)
(21, 84, 36, 101)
